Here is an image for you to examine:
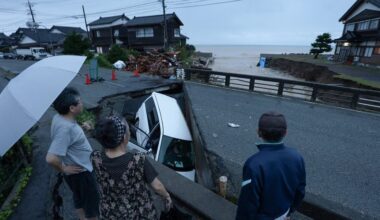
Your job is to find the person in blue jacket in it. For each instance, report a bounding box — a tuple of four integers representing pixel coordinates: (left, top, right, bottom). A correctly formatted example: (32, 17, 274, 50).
(236, 112, 306, 220)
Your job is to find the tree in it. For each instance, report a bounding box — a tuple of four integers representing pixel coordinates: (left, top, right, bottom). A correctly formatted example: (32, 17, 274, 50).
(310, 33, 332, 59)
(107, 45, 127, 64)
(63, 33, 90, 55)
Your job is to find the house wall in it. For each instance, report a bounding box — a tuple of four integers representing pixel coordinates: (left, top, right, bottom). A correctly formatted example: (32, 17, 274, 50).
(166, 20, 182, 45)
(51, 29, 63, 34)
(91, 25, 129, 47)
(20, 36, 36, 44)
(127, 21, 182, 49)
(360, 40, 380, 65)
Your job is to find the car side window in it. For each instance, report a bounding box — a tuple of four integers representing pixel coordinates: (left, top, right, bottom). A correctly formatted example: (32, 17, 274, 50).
(145, 98, 159, 131)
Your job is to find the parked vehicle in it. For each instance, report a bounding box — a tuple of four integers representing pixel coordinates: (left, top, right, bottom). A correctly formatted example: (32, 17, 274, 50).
(128, 92, 195, 181)
(3, 53, 16, 59)
(15, 47, 49, 60)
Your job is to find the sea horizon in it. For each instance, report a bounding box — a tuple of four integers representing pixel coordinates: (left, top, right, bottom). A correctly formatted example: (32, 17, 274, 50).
(194, 44, 311, 47)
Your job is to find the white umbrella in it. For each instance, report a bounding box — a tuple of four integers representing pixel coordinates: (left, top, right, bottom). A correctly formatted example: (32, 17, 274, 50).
(0, 55, 86, 156)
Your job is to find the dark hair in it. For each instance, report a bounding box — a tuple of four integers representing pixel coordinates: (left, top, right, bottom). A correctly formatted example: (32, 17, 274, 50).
(95, 117, 129, 149)
(258, 111, 287, 142)
(53, 87, 80, 115)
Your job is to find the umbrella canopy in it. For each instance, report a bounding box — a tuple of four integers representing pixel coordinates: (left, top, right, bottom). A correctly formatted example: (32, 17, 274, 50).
(0, 55, 86, 156)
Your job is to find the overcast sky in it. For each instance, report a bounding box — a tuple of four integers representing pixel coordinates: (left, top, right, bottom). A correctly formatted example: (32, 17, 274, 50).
(0, 0, 356, 45)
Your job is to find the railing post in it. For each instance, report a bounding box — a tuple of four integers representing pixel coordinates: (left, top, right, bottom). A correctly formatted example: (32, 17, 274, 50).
(205, 72, 210, 84)
(277, 82, 284, 96)
(185, 69, 191, 80)
(249, 78, 255, 91)
(351, 93, 359, 109)
(311, 87, 318, 102)
(225, 75, 230, 87)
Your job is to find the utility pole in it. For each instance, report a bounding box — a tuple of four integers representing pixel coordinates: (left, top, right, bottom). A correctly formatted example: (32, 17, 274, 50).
(161, 0, 167, 50)
(27, 0, 36, 25)
(82, 5, 91, 43)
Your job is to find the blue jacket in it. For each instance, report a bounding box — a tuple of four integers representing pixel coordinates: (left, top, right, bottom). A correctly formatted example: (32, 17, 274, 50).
(236, 143, 306, 220)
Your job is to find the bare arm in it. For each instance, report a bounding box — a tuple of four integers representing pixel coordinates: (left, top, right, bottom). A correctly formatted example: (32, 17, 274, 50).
(150, 177, 172, 209)
(151, 177, 170, 198)
(46, 153, 84, 174)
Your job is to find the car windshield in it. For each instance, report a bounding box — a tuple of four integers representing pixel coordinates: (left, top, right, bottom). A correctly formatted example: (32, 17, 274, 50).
(159, 135, 194, 171)
(38, 49, 46, 53)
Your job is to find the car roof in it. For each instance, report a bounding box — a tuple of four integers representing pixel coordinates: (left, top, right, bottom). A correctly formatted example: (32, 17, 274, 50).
(151, 92, 192, 141)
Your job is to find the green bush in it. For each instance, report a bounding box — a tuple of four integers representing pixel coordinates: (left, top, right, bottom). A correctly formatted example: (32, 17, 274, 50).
(63, 33, 90, 55)
(21, 135, 33, 155)
(107, 45, 127, 64)
(125, 49, 140, 58)
(84, 50, 94, 60)
(175, 44, 196, 61)
(96, 54, 113, 69)
(0, 166, 32, 220)
(76, 109, 95, 125)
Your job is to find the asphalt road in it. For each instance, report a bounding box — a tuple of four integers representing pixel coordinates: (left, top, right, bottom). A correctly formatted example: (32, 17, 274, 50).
(185, 82, 380, 219)
(0, 59, 36, 74)
(0, 58, 181, 109)
(0, 59, 181, 219)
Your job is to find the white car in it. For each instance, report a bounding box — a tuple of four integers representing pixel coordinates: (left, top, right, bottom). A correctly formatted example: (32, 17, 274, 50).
(128, 92, 195, 181)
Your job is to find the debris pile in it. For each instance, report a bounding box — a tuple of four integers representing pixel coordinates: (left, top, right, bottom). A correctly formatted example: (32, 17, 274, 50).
(124, 51, 178, 78)
(191, 52, 214, 70)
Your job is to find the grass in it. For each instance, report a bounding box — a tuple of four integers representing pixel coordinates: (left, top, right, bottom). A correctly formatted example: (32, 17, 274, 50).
(334, 74, 380, 90)
(0, 166, 33, 220)
(270, 54, 333, 66)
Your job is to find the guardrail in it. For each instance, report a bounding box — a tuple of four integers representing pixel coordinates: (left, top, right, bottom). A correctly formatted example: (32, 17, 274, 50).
(184, 68, 380, 112)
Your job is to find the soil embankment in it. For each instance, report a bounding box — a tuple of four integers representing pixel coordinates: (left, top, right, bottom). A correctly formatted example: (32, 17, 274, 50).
(265, 57, 379, 91)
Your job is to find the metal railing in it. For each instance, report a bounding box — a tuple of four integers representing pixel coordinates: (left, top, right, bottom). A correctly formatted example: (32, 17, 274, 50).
(184, 68, 380, 112)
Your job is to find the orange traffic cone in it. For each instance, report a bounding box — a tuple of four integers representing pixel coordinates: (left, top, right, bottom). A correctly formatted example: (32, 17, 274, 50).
(111, 69, 117, 80)
(133, 65, 140, 77)
(85, 74, 91, 85)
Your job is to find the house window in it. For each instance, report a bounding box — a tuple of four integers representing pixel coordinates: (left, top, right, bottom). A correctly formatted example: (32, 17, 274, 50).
(96, 30, 100, 37)
(136, 29, 145, 38)
(96, 47, 103, 54)
(358, 21, 370, 31)
(364, 47, 374, 57)
(345, 23, 355, 33)
(114, 29, 119, 37)
(356, 47, 362, 56)
(336, 46, 341, 54)
(369, 19, 379, 30)
(374, 47, 380, 55)
(136, 28, 154, 38)
(174, 28, 180, 37)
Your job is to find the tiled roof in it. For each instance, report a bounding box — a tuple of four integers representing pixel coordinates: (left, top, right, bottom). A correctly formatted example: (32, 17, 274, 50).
(51, 26, 86, 34)
(16, 28, 66, 44)
(88, 14, 129, 26)
(340, 0, 380, 21)
(126, 13, 183, 27)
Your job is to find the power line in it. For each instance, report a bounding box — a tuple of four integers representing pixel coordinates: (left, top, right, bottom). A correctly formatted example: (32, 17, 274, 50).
(166, 0, 217, 6)
(168, 0, 242, 9)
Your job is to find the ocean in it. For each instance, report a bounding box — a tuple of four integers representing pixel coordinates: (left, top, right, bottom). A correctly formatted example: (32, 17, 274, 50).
(195, 45, 311, 79)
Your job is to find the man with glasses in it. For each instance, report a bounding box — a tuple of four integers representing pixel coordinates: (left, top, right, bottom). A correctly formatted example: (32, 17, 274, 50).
(46, 87, 99, 220)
